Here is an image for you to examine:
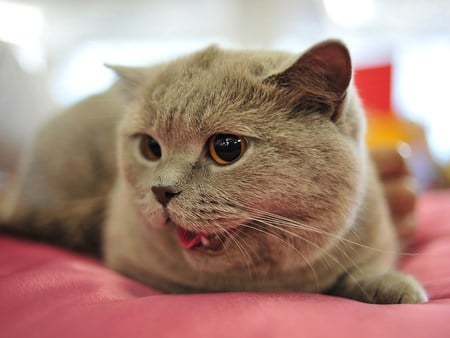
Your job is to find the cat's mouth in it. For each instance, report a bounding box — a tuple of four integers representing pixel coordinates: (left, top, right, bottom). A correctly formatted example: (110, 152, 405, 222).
(176, 227, 228, 254)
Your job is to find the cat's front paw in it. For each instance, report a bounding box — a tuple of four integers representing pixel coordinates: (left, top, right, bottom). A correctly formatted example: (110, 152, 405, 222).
(367, 272, 428, 304)
(330, 271, 428, 304)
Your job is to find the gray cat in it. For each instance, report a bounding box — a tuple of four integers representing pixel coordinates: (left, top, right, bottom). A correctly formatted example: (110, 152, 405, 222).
(0, 40, 427, 303)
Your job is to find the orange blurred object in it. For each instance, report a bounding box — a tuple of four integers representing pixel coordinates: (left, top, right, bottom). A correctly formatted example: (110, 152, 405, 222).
(366, 114, 417, 149)
(355, 63, 438, 188)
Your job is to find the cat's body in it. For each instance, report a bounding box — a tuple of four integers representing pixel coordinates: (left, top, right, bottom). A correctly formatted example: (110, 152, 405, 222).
(0, 41, 427, 303)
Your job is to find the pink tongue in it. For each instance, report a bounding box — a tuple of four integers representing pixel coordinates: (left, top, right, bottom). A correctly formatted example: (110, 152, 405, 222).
(177, 228, 204, 249)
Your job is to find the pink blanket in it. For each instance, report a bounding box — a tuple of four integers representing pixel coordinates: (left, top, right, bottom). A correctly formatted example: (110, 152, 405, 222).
(1, 191, 450, 338)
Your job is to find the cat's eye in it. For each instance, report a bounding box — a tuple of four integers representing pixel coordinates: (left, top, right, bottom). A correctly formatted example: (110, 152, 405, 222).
(139, 135, 161, 161)
(209, 134, 247, 165)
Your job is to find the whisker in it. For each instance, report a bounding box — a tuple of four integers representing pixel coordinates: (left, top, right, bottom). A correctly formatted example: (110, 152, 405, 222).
(220, 225, 256, 274)
(241, 204, 421, 257)
(248, 214, 363, 274)
(245, 211, 363, 274)
(245, 216, 371, 300)
(240, 221, 320, 292)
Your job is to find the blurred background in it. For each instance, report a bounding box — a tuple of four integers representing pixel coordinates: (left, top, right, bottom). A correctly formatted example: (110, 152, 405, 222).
(1, 0, 450, 187)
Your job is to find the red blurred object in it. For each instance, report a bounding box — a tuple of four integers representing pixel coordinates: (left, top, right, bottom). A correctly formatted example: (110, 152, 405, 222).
(354, 64, 392, 115)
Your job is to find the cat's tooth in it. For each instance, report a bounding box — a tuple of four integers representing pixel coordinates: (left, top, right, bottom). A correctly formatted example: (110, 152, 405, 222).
(201, 236, 211, 247)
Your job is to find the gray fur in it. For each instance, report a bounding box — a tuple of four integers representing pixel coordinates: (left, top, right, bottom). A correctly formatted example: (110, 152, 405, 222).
(0, 40, 427, 303)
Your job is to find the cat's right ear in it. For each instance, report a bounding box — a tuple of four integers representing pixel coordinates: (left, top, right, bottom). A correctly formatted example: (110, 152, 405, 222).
(265, 40, 352, 121)
(105, 64, 147, 100)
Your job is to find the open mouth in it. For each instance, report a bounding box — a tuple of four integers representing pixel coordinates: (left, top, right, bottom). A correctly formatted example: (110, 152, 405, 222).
(176, 227, 227, 253)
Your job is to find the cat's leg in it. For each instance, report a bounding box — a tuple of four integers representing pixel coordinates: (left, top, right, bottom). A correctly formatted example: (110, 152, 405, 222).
(0, 94, 117, 256)
(327, 269, 428, 304)
(1, 189, 105, 256)
(0, 145, 107, 256)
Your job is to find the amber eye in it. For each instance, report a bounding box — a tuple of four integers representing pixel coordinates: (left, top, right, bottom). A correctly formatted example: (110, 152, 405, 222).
(139, 135, 161, 161)
(209, 134, 246, 165)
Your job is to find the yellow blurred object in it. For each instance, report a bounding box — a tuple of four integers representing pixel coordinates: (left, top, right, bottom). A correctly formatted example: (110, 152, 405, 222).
(366, 113, 419, 149)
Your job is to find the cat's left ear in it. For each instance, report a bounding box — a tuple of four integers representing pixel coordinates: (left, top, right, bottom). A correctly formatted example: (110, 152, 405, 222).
(105, 64, 147, 100)
(266, 40, 352, 121)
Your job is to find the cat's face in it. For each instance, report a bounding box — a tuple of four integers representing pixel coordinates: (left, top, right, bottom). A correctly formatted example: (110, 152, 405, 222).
(116, 41, 365, 275)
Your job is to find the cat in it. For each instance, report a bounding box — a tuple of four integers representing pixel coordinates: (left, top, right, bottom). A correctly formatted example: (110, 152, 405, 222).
(0, 40, 427, 304)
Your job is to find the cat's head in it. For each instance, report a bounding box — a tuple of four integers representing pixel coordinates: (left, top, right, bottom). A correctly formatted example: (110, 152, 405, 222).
(113, 40, 366, 275)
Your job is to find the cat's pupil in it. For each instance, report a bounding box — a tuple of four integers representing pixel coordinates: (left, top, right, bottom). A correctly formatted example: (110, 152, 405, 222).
(209, 134, 245, 165)
(140, 135, 161, 161)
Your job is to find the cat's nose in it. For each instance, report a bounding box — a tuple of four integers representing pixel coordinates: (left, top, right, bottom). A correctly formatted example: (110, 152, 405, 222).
(151, 185, 180, 207)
